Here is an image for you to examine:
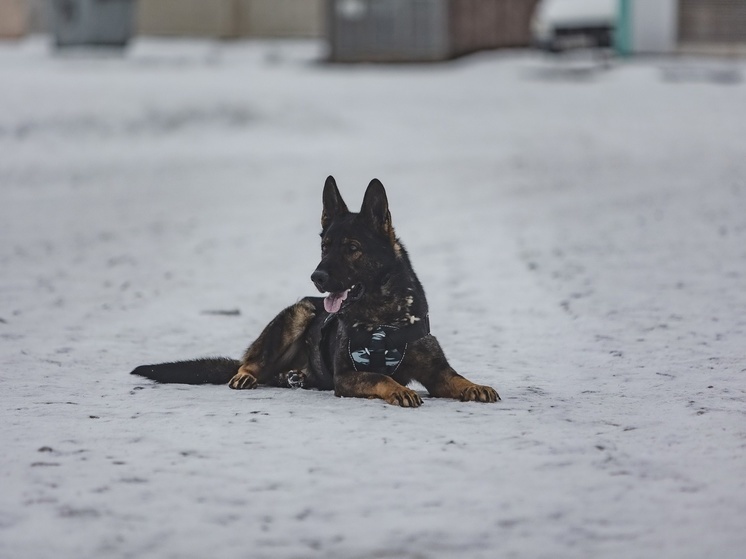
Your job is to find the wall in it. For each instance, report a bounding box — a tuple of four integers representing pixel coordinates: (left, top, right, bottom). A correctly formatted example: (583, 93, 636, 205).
(137, 0, 239, 38)
(630, 0, 678, 54)
(0, 0, 27, 38)
(678, 0, 746, 45)
(449, 0, 539, 55)
(238, 0, 324, 38)
(137, 0, 324, 39)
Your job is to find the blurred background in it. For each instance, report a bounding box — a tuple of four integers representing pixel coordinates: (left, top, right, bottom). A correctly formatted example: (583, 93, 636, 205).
(0, 0, 745, 59)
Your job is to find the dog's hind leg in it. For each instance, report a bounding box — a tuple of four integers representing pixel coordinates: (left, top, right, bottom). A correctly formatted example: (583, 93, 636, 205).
(229, 297, 321, 389)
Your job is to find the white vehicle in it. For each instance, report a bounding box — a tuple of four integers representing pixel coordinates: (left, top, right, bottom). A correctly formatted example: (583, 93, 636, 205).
(532, 0, 618, 52)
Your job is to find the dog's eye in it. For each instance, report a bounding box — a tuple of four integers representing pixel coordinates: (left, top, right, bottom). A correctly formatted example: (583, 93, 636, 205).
(348, 243, 361, 253)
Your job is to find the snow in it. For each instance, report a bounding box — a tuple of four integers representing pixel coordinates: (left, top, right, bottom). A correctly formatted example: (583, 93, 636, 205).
(2, 37, 746, 558)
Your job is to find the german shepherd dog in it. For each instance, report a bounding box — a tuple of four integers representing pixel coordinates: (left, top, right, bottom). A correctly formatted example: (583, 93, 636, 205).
(131, 177, 499, 407)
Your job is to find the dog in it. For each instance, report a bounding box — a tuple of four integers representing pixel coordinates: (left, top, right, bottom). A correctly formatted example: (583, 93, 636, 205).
(131, 177, 499, 407)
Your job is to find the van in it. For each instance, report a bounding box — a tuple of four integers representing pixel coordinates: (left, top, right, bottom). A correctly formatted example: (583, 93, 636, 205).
(532, 0, 617, 52)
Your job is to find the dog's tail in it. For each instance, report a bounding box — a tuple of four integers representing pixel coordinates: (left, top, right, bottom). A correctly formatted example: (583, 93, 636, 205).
(130, 357, 240, 385)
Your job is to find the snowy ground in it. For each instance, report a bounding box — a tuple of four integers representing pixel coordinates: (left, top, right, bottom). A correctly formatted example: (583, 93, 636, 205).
(1, 37, 745, 558)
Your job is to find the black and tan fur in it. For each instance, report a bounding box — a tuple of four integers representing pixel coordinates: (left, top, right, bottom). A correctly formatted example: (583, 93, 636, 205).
(131, 177, 499, 407)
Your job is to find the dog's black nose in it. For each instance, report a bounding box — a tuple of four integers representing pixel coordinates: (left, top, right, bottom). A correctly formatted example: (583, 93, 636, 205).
(311, 269, 329, 292)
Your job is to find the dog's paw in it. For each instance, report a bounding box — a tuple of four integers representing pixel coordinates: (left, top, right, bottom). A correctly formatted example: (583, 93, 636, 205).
(383, 387, 423, 408)
(278, 370, 306, 389)
(461, 384, 500, 403)
(287, 371, 306, 388)
(229, 372, 258, 390)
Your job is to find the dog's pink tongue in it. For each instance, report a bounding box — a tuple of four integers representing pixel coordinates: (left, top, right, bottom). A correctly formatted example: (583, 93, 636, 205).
(324, 290, 349, 314)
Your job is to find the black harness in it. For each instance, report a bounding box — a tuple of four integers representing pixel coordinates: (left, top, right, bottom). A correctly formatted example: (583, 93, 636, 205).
(321, 314, 430, 376)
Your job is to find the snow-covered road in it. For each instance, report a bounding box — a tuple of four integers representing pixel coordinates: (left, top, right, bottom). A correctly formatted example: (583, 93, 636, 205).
(1, 38, 745, 558)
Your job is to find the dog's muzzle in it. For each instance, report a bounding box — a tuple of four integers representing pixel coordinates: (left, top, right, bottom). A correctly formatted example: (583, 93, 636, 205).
(311, 269, 330, 292)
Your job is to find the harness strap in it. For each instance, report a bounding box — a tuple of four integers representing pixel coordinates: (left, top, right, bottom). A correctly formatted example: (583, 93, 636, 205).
(321, 313, 431, 376)
(347, 315, 430, 351)
(348, 315, 430, 375)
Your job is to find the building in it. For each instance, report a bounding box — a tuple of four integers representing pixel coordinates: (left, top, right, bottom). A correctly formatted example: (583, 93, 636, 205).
(617, 0, 746, 56)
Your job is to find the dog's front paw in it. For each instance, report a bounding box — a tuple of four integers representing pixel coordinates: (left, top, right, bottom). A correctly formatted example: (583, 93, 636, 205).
(383, 387, 423, 408)
(461, 384, 500, 403)
(229, 372, 258, 390)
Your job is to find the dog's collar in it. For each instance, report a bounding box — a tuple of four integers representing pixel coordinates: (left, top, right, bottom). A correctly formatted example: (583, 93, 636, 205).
(347, 316, 430, 376)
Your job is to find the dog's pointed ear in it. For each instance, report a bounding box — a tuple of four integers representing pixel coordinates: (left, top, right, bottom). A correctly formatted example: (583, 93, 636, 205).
(361, 179, 394, 238)
(321, 175, 349, 230)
